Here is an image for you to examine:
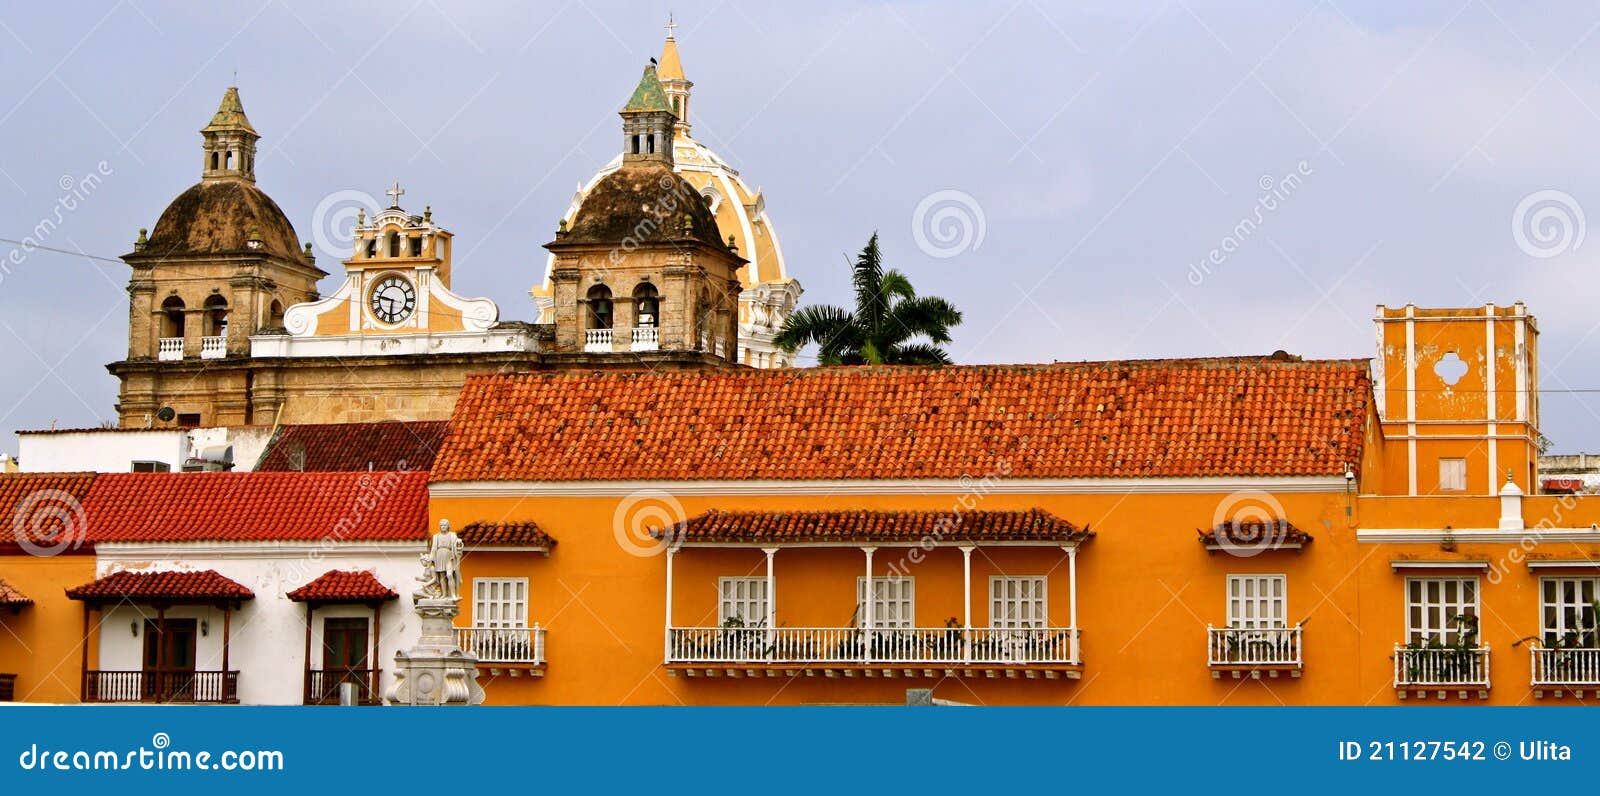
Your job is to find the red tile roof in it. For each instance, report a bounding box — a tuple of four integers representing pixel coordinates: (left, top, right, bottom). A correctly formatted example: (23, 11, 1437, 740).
(457, 521, 556, 549)
(663, 508, 1091, 545)
(286, 570, 399, 603)
(0, 577, 32, 607)
(82, 471, 428, 543)
(1198, 521, 1313, 551)
(255, 421, 449, 472)
(0, 473, 97, 554)
(432, 360, 1371, 483)
(65, 569, 253, 604)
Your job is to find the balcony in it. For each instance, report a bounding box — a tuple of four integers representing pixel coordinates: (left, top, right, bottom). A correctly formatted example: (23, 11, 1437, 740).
(304, 668, 381, 705)
(1207, 625, 1303, 679)
(82, 669, 239, 704)
(457, 625, 546, 676)
(1531, 646, 1600, 698)
(630, 326, 659, 352)
(584, 329, 613, 353)
(158, 337, 183, 361)
(200, 335, 226, 359)
(1393, 644, 1490, 699)
(667, 626, 1081, 679)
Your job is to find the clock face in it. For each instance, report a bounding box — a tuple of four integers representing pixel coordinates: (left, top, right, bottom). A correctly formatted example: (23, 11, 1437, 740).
(369, 275, 416, 324)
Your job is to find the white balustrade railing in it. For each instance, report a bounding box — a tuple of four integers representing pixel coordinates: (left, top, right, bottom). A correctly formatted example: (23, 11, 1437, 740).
(457, 625, 546, 664)
(1531, 646, 1600, 687)
(1207, 625, 1303, 667)
(630, 326, 659, 351)
(200, 335, 226, 359)
(667, 626, 1080, 666)
(158, 337, 184, 361)
(584, 329, 613, 353)
(1393, 644, 1490, 688)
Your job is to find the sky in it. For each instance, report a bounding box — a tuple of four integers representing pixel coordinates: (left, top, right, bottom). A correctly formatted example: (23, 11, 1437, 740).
(3, 1, 1600, 453)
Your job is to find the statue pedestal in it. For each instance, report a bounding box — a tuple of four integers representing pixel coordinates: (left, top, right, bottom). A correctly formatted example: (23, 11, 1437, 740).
(387, 598, 485, 706)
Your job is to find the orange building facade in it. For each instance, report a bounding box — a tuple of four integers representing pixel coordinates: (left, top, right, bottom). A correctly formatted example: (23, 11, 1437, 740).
(425, 306, 1600, 706)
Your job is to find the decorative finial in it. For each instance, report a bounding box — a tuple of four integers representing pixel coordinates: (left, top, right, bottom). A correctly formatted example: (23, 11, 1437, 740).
(1506, 467, 1515, 485)
(245, 226, 263, 251)
(665, 13, 677, 39)
(423, 205, 432, 223)
(136, 228, 147, 244)
(356, 207, 365, 227)
(682, 213, 693, 233)
(558, 218, 568, 233)
(386, 180, 405, 208)
(303, 241, 315, 262)
(727, 234, 738, 252)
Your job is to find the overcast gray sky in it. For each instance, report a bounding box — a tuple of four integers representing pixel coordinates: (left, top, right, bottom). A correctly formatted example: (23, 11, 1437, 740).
(3, 1, 1600, 453)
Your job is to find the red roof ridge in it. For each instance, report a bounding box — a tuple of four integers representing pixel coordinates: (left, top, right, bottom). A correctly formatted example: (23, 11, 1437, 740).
(286, 570, 399, 603)
(65, 569, 254, 603)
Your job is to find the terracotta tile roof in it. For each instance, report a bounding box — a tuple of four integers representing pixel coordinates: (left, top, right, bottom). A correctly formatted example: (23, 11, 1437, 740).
(0, 577, 32, 607)
(662, 508, 1091, 545)
(82, 471, 428, 543)
(457, 521, 556, 549)
(432, 360, 1371, 482)
(286, 570, 399, 603)
(66, 569, 253, 604)
(255, 421, 449, 472)
(1198, 521, 1313, 551)
(0, 473, 97, 554)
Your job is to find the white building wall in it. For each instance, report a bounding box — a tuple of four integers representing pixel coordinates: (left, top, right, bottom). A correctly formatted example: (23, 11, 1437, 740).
(19, 430, 188, 473)
(94, 542, 425, 706)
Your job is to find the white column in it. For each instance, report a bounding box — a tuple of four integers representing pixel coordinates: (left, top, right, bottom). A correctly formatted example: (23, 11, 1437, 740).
(862, 547, 876, 665)
(960, 545, 974, 663)
(664, 547, 676, 663)
(763, 547, 777, 655)
(1066, 546, 1080, 663)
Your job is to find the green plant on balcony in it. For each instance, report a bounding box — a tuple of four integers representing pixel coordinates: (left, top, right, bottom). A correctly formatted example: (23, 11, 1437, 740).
(1402, 614, 1480, 682)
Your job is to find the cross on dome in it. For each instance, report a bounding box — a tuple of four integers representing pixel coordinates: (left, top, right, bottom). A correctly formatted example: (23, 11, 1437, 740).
(386, 181, 405, 208)
(664, 13, 677, 39)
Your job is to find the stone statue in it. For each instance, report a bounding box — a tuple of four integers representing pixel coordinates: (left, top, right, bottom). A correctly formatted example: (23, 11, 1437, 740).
(389, 517, 484, 706)
(413, 519, 464, 601)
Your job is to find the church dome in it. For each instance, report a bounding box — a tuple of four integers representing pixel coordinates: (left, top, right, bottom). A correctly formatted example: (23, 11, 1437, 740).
(558, 162, 733, 253)
(144, 179, 305, 261)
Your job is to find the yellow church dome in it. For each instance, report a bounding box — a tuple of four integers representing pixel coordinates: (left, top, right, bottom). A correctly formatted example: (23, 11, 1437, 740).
(535, 26, 801, 368)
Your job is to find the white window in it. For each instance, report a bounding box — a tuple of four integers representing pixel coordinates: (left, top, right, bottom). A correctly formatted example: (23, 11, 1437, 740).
(1438, 458, 1467, 492)
(1227, 574, 1287, 629)
(1541, 577, 1600, 648)
(990, 576, 1048, 629)
(717, 577, 768, 626)
(471, 578, 528, 629)
(1406, 577, 1478, 645)
(857, 577, 914, 629)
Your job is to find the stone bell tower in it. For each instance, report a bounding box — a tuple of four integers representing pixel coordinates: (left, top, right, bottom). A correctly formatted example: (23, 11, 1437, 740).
(542, 63, 744, 365)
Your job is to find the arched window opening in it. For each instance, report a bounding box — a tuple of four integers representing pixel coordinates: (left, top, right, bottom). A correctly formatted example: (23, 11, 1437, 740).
(161, 296, 186, 338)
(586, 285, 613, 330)
(387, 232, 400, 258)
(631, 135, 641, 155)
(267, 299, 285, 328)
(365, 237, 377, 258)
(225, 151, 235, 169)
(203, 294, 229, 337)
(633, 283, 659, 328)
(210, 152, 220, 171)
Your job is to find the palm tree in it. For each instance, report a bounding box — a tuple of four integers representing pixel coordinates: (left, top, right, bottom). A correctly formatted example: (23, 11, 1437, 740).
(775, 233, 962, 365)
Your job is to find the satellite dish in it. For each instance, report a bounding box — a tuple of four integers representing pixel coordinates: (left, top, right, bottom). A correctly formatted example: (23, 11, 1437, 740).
(156, 407, 176, 422)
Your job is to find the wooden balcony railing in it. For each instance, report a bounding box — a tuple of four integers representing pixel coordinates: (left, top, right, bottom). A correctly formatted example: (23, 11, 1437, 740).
(457, 625, 546, 664)
(304, 668, 381, 705)
(1393, 644, 1490, 689)
(82, 670, 239, 703)
(667, 626, 1080, 666)
(1531, 646, 1600, 688)
(1207, 625, 1303, 669)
